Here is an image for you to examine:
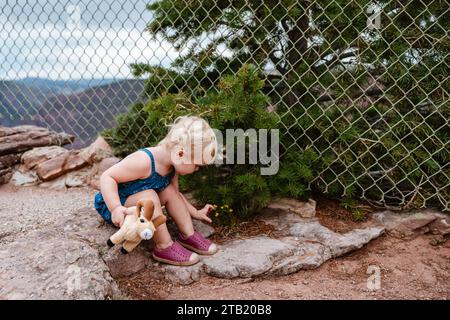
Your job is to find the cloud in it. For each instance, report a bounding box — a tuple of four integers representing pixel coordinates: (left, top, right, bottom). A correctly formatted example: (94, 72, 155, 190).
(0, 22, 181, 80)
(0, 0, 181, 80)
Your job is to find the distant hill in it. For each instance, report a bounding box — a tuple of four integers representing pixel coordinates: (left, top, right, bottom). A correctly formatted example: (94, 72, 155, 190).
(37, 79, 146, 149)
(0, 78, 146, 149)
(0, 78, 113, 127)
(20, 77, 115, 93)
(0, 80, 57, 126)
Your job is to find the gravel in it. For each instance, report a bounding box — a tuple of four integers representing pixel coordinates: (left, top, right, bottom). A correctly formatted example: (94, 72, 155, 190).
(0, 184, 97, 244)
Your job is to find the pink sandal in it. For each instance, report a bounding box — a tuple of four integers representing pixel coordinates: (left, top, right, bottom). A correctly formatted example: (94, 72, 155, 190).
(152, 241, 199, 266)
(178, 231, 218, 255)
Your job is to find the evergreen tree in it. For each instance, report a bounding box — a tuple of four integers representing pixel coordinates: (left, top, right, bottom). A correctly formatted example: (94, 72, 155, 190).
(105, 0, 449, 214)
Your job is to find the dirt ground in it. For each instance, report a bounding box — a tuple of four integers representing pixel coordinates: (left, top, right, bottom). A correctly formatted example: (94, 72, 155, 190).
(117, 199, 450, 300)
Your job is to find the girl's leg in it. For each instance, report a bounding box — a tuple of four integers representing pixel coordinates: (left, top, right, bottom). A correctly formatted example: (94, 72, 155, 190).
(157, 184, 195, 237)
(124, 189, 173, 250)
(158, 184, 217, 255)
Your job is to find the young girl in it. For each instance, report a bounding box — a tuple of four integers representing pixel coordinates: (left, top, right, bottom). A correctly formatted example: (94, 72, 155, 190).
(94, 116, 219, 266)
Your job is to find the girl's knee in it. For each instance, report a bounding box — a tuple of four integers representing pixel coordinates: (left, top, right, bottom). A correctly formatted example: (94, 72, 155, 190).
(158, 184, 178, 205)
(139, 190, 164, 216)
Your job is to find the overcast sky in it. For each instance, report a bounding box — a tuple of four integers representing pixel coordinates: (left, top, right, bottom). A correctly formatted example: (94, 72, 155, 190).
(0, 0, 180, 80)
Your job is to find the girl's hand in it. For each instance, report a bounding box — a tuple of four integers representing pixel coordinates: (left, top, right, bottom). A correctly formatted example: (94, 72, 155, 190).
(111, 205, 129, 227)
(191, 204, 215, 224)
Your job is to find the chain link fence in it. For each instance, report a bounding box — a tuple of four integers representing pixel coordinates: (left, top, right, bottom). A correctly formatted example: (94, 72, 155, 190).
(0, 0, 449, 210)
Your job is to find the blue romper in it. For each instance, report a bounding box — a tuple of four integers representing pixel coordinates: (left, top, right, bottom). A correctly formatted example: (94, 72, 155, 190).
(94, 148, 175, 224)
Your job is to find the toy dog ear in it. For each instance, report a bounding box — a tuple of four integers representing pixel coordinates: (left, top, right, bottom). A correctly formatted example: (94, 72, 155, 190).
(137, 199, 155, 221)
(152, 215, 167, 229)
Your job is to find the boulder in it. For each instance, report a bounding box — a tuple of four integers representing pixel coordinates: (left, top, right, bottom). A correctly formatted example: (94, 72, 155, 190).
(0, 125, 73, 156)
(64, 166, 96, 188)
(39, 175, 68, 190)
(36, 150, 89, 181)
(55, 207, 153, 279)
(21, 146, 67, 170)
(166, 219, 215, 239)
(10, 170, 39, 186)
(102, 247, 151, 278)
(79, 136, 114, 165)
(0, 168, 13, 184)
(193, 219, 215, 238)
(162, 264, 203, 285)
(289, 221, 385, 257)
(267, 198, 316, 218)
(97, 157, 121, 173)
(203, 237, 295, 278)
(373, 210, 449, 239)
(0, 154, 21, 169)
(197, 221, 384, 280)
(0, 229, 119, 300)
(88, 157, 121, 190)
(429, 218, 450, 236)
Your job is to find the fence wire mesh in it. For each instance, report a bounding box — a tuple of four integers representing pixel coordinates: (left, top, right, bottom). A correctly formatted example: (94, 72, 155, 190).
(0, 0, 449, 210)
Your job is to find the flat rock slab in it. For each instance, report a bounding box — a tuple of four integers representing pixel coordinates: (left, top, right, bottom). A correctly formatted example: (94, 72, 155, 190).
(373, 210, 450, 240)
(203, 237, 295, 278)
(0, 229, 119, 299)
(157, 222, 384, 283)
(289, 221, 385, 257)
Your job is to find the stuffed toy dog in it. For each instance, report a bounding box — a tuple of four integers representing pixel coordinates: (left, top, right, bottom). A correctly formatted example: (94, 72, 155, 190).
(107, 199, 166, 254)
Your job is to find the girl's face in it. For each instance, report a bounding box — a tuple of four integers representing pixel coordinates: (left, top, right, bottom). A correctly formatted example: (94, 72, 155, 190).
(174, 163, 200, 175)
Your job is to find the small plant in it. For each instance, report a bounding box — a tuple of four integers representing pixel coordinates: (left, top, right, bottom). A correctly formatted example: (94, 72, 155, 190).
(210, 204, 237, 225)
(340, 197, 368, 222)
(351, 209, 366, 222)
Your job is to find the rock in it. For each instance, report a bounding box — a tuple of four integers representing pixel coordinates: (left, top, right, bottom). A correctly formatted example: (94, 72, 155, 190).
(58, 207, 153, 279)
(79, 136, 114, 164)
(267, 198, 316, 218)
(65, 173, 87, 187)
(64, 166, 95, 187)
(10, 170, 39, 186)
(56, 207, 114, 248)
(0, 168, 13, 184)
(193, 220, 215, 238)
(102, 247, 151, 278)
(259, 208, 309, 236)
(39, 169, 96, 189)
(162, 264, 204, 285)
(182, 192, 201, 206)
(0, 125, 74, 156)
(39, 175, 67, 190)
(21, 146, 67, 170)
(166, 219, 215, 239)
(88, 157, 121, 190)
(271, 241, 332, 274)
(0, 154, 21, 169)
(89, 179, 101, 190)
(289, 221, 385, 257)
(198, 220, 384, 280)
(429, 218, 450, 236)
(97, 157, 121, 173)
(203, 237, 295, 278)
(36, 150, 89, 181)
(0, 229, 119, 299)
(373, 210, 448, 239)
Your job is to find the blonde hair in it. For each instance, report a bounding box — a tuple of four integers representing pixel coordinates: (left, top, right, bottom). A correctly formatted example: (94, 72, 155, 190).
(158, 115, 218, 165)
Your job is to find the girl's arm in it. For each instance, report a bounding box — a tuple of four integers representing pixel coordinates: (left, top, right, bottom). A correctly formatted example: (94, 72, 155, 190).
(100, 151, 151, 213)
(171, 174, 214, 223)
